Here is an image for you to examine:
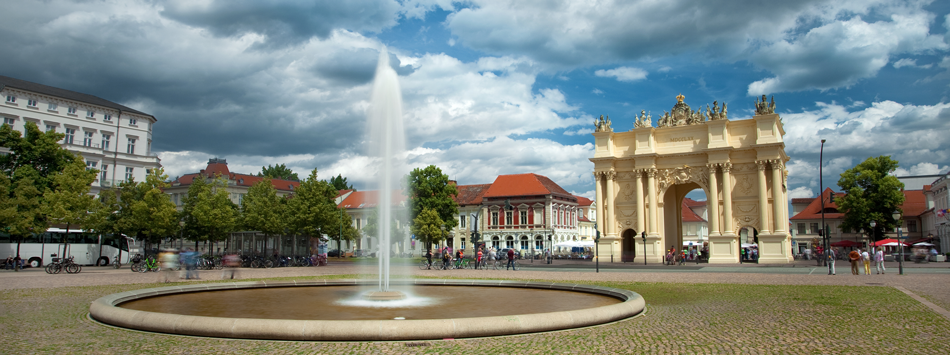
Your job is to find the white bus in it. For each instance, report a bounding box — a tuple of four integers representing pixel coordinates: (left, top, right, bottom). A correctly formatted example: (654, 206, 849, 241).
(0, 228, 135, 267)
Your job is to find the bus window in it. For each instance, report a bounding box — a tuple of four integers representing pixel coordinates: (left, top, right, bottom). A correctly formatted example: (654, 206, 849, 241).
(0, 232, 11, 243)
(22, 233, 39, 243)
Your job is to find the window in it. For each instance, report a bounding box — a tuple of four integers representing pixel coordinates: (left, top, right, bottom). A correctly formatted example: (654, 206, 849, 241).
(86, 110, 95, 118)
(2, 117, 14, 126)
(83, 131, 93, 147)
(27, 99, 38, 107)
(520, 239, 528, 250)
(46, 124, 55, 132)
(48, 103, 57, 111)
(491, 212, 498, 226)
(101, 164, 108, 182)
(908, 220, 917, 233)
(101, 134, 111, 150)
(797, 223, 806, 235)
(126, 138, 135, 154)
(67, 107, 77, 115)
(810, 223, 819, 234)
(356, 218, 362, 230)
(520, 211, 527, 225)
(129, 117, 137, 126)
(461, 239, 466, 251)
(125, 167, 133, 181)
(506, 238, 514, 249)
(64, 128, 75, 144)
(459, 214, 466, 228)
(5, 95, 14, 103)
(505, 211, 512, 225)
(86, 161, 97, 170)
(103, 114, 112, 121)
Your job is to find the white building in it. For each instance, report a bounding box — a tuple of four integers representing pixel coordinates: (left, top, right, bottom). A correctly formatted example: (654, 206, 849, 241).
(0, 75, 160, 192)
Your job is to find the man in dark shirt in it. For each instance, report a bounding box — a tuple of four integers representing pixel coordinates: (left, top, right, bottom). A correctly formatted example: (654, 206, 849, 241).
(506, 248, 516, 270)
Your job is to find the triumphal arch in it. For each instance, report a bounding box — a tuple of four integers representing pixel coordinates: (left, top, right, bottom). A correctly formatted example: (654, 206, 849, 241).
(590, 94, 791, 264)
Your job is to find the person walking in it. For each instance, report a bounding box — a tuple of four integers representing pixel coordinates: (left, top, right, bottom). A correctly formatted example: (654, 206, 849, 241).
(425, 249, 433, 269)
(827, 248, 836, 275)
(506, 248, 516, 270)
(874, 248, 885, 274)
(848, 249, 861, 275)
(476, 247, 483, 269)
(861, 248, 871, 275)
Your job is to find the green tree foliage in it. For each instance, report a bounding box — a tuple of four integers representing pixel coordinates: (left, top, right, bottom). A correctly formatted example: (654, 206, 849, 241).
(42, 156, 103, 254)
(328, 174, 354, 191)
(0, 122, 75, 192)
(123, 169, 179, 248)
(241, 177, 286, 240)
(406, 165, 459, 234)
(363, 208, 405, 245)
(836, 156, 906, 241)
(286, 169, 341, 240)
(411, 207, 447, 249)
(182, 174, 237, 248)
(258, 163, 299, 181)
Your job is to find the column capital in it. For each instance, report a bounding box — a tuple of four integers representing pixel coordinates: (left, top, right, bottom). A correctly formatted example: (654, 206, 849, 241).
(755, 160, 769, 171)
(645, 168, 658, 178)
(592, 171, 604, 179)
(706, 163, 719, 171)
(606, 169, 618, 181)
(721, 162, 733, 173)
(634, 169, 643, 179)
(770, 159, 784, 170)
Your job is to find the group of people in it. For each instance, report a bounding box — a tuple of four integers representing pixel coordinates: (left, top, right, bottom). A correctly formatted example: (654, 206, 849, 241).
(665, 247, 705, 265)
(3, 255, 23, 271)
(823, 247, 887, 275)
(423, 246, 518, 270)
(157, 248, 205, 282)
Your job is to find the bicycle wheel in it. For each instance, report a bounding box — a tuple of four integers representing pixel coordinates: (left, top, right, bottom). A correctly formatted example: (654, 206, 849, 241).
(130, 263, 141, 272)
(113, 261, 121, 269)
(66, 264, 81, 274)
(52, 264, 63, 274)
(45, 264, 55, 274)
(512, 260, 519, 271)
(419, 260, 429, 270)
(264, 260, 274, 268)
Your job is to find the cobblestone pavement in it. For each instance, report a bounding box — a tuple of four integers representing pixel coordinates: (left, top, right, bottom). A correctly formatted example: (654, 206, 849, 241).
(1, 262, 949, 354)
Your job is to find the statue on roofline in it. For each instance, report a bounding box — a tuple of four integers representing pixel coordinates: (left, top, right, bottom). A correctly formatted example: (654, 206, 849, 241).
(754, 94, 776, 115)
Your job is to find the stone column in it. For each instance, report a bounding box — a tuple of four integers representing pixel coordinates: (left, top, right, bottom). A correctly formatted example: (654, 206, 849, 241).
(635, 170, 645, 233)
(594, 171, 604, 234)
(721, 163, 734, 235)
(605, 170, 617, 236)
(647, 169, 658, 235)
(771, 160, 786, 233)
(707, 164, 721, 236)
(756, 161, 771, 234)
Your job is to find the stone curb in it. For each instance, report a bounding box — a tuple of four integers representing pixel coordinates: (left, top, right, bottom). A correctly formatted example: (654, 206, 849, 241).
(89, 279, 645, 341)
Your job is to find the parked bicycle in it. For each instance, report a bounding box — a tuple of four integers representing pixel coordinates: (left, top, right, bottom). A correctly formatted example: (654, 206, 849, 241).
(112, 255, 122, 269)
(131, 254, 160, 273)
(44, 254, 81, 274)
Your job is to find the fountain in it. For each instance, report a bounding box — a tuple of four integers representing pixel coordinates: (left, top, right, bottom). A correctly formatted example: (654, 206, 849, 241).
(88, 49, 645, 341)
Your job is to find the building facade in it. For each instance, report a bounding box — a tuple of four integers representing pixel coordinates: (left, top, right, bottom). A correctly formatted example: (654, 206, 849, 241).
(0, 75, 160, 193)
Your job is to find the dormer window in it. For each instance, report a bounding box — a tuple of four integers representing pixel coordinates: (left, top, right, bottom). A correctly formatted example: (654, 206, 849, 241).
(5, 95, 15, 103)
(67, 107, 77, 115)
(103, 114, 111, 121)
(129, 117, 137, 126)
(27, 99, 38, 107)
(86, 110, 95, 118)
(239, 179, 244, 184)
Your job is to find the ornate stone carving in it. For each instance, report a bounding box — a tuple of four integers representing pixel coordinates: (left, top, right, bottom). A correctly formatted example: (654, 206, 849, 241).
(707, 100, 728, 120)
(756, 160, 768, 171)
(594, 114, 613, 132)
(736, 175, 755, 195)
(654, 93, 730, 127)
(607, 170, 618, 181)
(754, 94, 776, 115)
(657, 165, 706, 191)
(621, 183, 634, 201)
(721, 162, 732, 173)
(634, 110, 652, 128)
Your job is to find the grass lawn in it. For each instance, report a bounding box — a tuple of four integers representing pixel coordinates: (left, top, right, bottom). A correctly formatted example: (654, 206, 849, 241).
(2, 275, 948, 354)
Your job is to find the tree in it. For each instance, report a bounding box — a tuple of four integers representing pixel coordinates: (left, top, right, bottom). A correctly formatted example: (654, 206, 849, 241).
(258, 163, 299, 181)
(1, 174, 47, 260)
(42, 156, 103, 257)
(363, 208, 405, 250)
(328, 174, 354, 191)
(836, 156, 906, 241)
(411, 207, 447, 250)
(287, 169, 341, 241)
(125, 169, 179, 249)
(181, 174, 237, 251)
(0, 122, 76, 192)
(406, 165, 459, 234)
(241, 177, 286, 247)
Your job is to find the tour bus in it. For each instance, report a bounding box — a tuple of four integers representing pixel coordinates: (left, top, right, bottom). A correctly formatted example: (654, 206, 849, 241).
(0, 228, 135, 268)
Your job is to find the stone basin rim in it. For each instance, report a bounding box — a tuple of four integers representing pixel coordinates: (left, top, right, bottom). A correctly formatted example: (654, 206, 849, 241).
(89, 279, 645, 341)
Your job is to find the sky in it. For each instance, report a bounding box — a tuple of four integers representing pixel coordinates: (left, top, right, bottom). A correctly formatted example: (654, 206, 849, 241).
(2, 0, 950, 201)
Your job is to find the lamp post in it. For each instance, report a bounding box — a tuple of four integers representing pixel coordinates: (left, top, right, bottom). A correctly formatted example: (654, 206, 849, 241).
(595, 229, 600, 273)
(819, 139, 827, 266)
(893, 210, 904, 275)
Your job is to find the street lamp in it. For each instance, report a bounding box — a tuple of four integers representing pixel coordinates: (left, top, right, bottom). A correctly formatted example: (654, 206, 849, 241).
(641, 231, 647, 265)
(893, 210, 904, 275)
(819, 139, 828, 266)
(869, 220, 876, 258)
(595, 229, 600, 273)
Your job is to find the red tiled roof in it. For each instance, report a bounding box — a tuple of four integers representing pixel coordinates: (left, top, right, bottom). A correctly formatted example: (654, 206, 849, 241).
(578, 216, 592, 222)
(335, 189, 354, 199)
(174, 171, 300, 191)
(338, 190, 407, 209)
(574, 195, 594, 207)
(682, 199, 706, 222)
(683, 197, 706, 207)
(456, 184, 492, 206)
(483, 174, 574, 201)
(791, 198, 815, 204)
(790, 188, 927, 220)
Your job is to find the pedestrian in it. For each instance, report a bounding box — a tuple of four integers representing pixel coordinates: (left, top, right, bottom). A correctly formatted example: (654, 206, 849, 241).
(679, 250, 686, 265)
(874, 248, 885, 274)
(848, 249, 860, 275)
(222, 253, 240, 279)
(476, 247, 483, 269)
(161, 249, 179, 283)
(441, 248, 450, 270)
(696, 248, 702, 264)
(827, 248, 836, 275)
(425, 249, 433, 269)
(861, 248, 871, 275)
(506, 248, 516, 270)
(455, 249, 463, 269)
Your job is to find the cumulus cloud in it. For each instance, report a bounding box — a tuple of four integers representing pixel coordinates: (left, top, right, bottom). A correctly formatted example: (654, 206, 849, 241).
(782, 100, 950, 191)
(892, 162, 950, 176)
(893, 58, 932, 69)
(787, 186, 815, 199)
(594, 67, 648, 82)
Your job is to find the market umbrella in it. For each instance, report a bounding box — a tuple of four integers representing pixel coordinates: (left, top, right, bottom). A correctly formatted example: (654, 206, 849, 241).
(872, 238, 904, 247)
(881, 242, 909, 247)
(913, 242, 935, 246)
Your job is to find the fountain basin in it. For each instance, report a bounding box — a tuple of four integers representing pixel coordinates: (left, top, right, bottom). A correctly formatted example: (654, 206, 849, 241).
(90, 279, 645, 341)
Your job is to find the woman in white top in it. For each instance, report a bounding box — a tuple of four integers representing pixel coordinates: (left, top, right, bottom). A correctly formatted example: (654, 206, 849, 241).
(874, 248, 885, 274)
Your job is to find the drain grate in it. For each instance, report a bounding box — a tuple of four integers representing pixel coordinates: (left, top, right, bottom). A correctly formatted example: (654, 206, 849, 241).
(405, 342, 431, 347)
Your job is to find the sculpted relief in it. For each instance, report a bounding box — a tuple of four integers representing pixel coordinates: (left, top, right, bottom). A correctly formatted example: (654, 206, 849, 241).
(657, 165, 708, 191)
(655, 94, 729, 128)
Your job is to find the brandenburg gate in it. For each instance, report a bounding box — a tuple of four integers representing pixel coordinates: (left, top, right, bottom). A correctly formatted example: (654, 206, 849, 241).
(590, 94, 792, 264)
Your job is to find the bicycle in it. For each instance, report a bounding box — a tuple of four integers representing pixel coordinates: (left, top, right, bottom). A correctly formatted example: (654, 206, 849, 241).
(456, 258, 471, 269)
(137, 255, 160, 273)
(112, 255, 121, 269)
(419, 259, 434, 270)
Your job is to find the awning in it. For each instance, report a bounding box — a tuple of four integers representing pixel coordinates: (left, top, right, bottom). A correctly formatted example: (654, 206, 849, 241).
(906, 237, 934, 245)
(740, 243, 757, 248)
(830, 240, 862, 247)
(913, 242, 935, 246)
(872, 238, 906, 247)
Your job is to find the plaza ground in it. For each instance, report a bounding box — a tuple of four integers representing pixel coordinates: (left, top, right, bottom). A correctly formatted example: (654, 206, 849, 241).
(1, 260, 949, 354)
